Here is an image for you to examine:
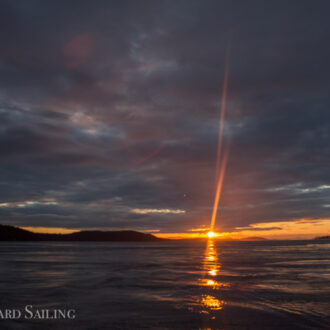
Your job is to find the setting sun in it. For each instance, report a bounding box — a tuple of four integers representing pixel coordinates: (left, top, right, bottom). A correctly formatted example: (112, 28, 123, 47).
(206, 231, 217, 238)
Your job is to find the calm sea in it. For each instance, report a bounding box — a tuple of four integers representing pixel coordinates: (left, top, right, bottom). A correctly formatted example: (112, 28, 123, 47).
(0, 240, 329, 329)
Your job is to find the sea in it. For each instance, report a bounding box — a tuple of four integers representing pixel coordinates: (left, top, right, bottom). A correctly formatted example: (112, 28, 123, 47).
(0, 240, 329, 329)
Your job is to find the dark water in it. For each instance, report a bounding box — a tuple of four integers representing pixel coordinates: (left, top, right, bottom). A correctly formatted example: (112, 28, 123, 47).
(0, 240, 329, 329)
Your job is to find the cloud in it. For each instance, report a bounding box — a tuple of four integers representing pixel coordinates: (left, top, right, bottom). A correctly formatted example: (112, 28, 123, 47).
(131, 208, 186, 215)
(0, 1, 329, 234)
(0, 199, 58, 208)
(235, 226, 283, 232)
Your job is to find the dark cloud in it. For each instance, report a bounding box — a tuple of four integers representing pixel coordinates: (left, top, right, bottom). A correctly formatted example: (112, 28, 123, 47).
(0, 0, 329, 232)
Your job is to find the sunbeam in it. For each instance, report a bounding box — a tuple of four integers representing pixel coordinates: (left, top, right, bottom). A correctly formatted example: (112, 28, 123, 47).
(209, 48, 231, 233)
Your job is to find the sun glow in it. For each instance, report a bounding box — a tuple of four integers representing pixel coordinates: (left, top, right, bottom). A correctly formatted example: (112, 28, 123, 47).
(206, 231, 217, 238)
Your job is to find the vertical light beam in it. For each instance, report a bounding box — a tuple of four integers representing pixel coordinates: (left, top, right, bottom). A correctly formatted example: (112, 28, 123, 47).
(210, 143, 230, 232)
(210, 48, 231, 233)
(214, 52, 230, 185)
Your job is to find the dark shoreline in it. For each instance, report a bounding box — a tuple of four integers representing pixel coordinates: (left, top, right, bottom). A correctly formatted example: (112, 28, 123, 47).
(0, 224, 166, 242)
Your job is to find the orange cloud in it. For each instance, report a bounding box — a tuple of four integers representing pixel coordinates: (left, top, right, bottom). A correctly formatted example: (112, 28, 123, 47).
(231, 218, 330, 239)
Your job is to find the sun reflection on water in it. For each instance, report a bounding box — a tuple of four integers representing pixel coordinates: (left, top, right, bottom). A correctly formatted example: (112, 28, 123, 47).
(201, 295, 224, 310)
(192, 239, 229, 314)
(203, 239, 221, 282)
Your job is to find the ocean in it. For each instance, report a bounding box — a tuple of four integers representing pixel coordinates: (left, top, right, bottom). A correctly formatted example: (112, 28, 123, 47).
(0, 240, 329, 329)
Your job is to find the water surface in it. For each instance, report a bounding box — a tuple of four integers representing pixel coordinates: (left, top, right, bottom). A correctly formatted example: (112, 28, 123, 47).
(0, 240, 329, 329)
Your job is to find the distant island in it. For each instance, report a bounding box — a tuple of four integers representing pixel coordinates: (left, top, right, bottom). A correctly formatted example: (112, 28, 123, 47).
(314, 235, 330, 240)
(240, 236, 267, 241)
(0, 225, 165, 242)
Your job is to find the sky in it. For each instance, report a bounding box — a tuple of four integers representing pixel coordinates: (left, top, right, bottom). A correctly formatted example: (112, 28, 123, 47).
(0, 0, 329, 239)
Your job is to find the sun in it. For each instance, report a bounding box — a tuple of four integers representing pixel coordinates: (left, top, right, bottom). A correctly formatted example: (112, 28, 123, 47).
(206, 231, 217, 238)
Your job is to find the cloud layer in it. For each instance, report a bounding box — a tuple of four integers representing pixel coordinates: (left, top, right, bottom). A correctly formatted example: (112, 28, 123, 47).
(0, 0, 329, 233)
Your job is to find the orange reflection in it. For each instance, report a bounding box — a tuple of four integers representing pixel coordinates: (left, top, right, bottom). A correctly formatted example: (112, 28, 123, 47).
(209, 269, 218, 276)
(202, 239, 221, 279)
(199, 278, 229, 289)
(201, 295, 224, 310)
(194, 239, 229, 313)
